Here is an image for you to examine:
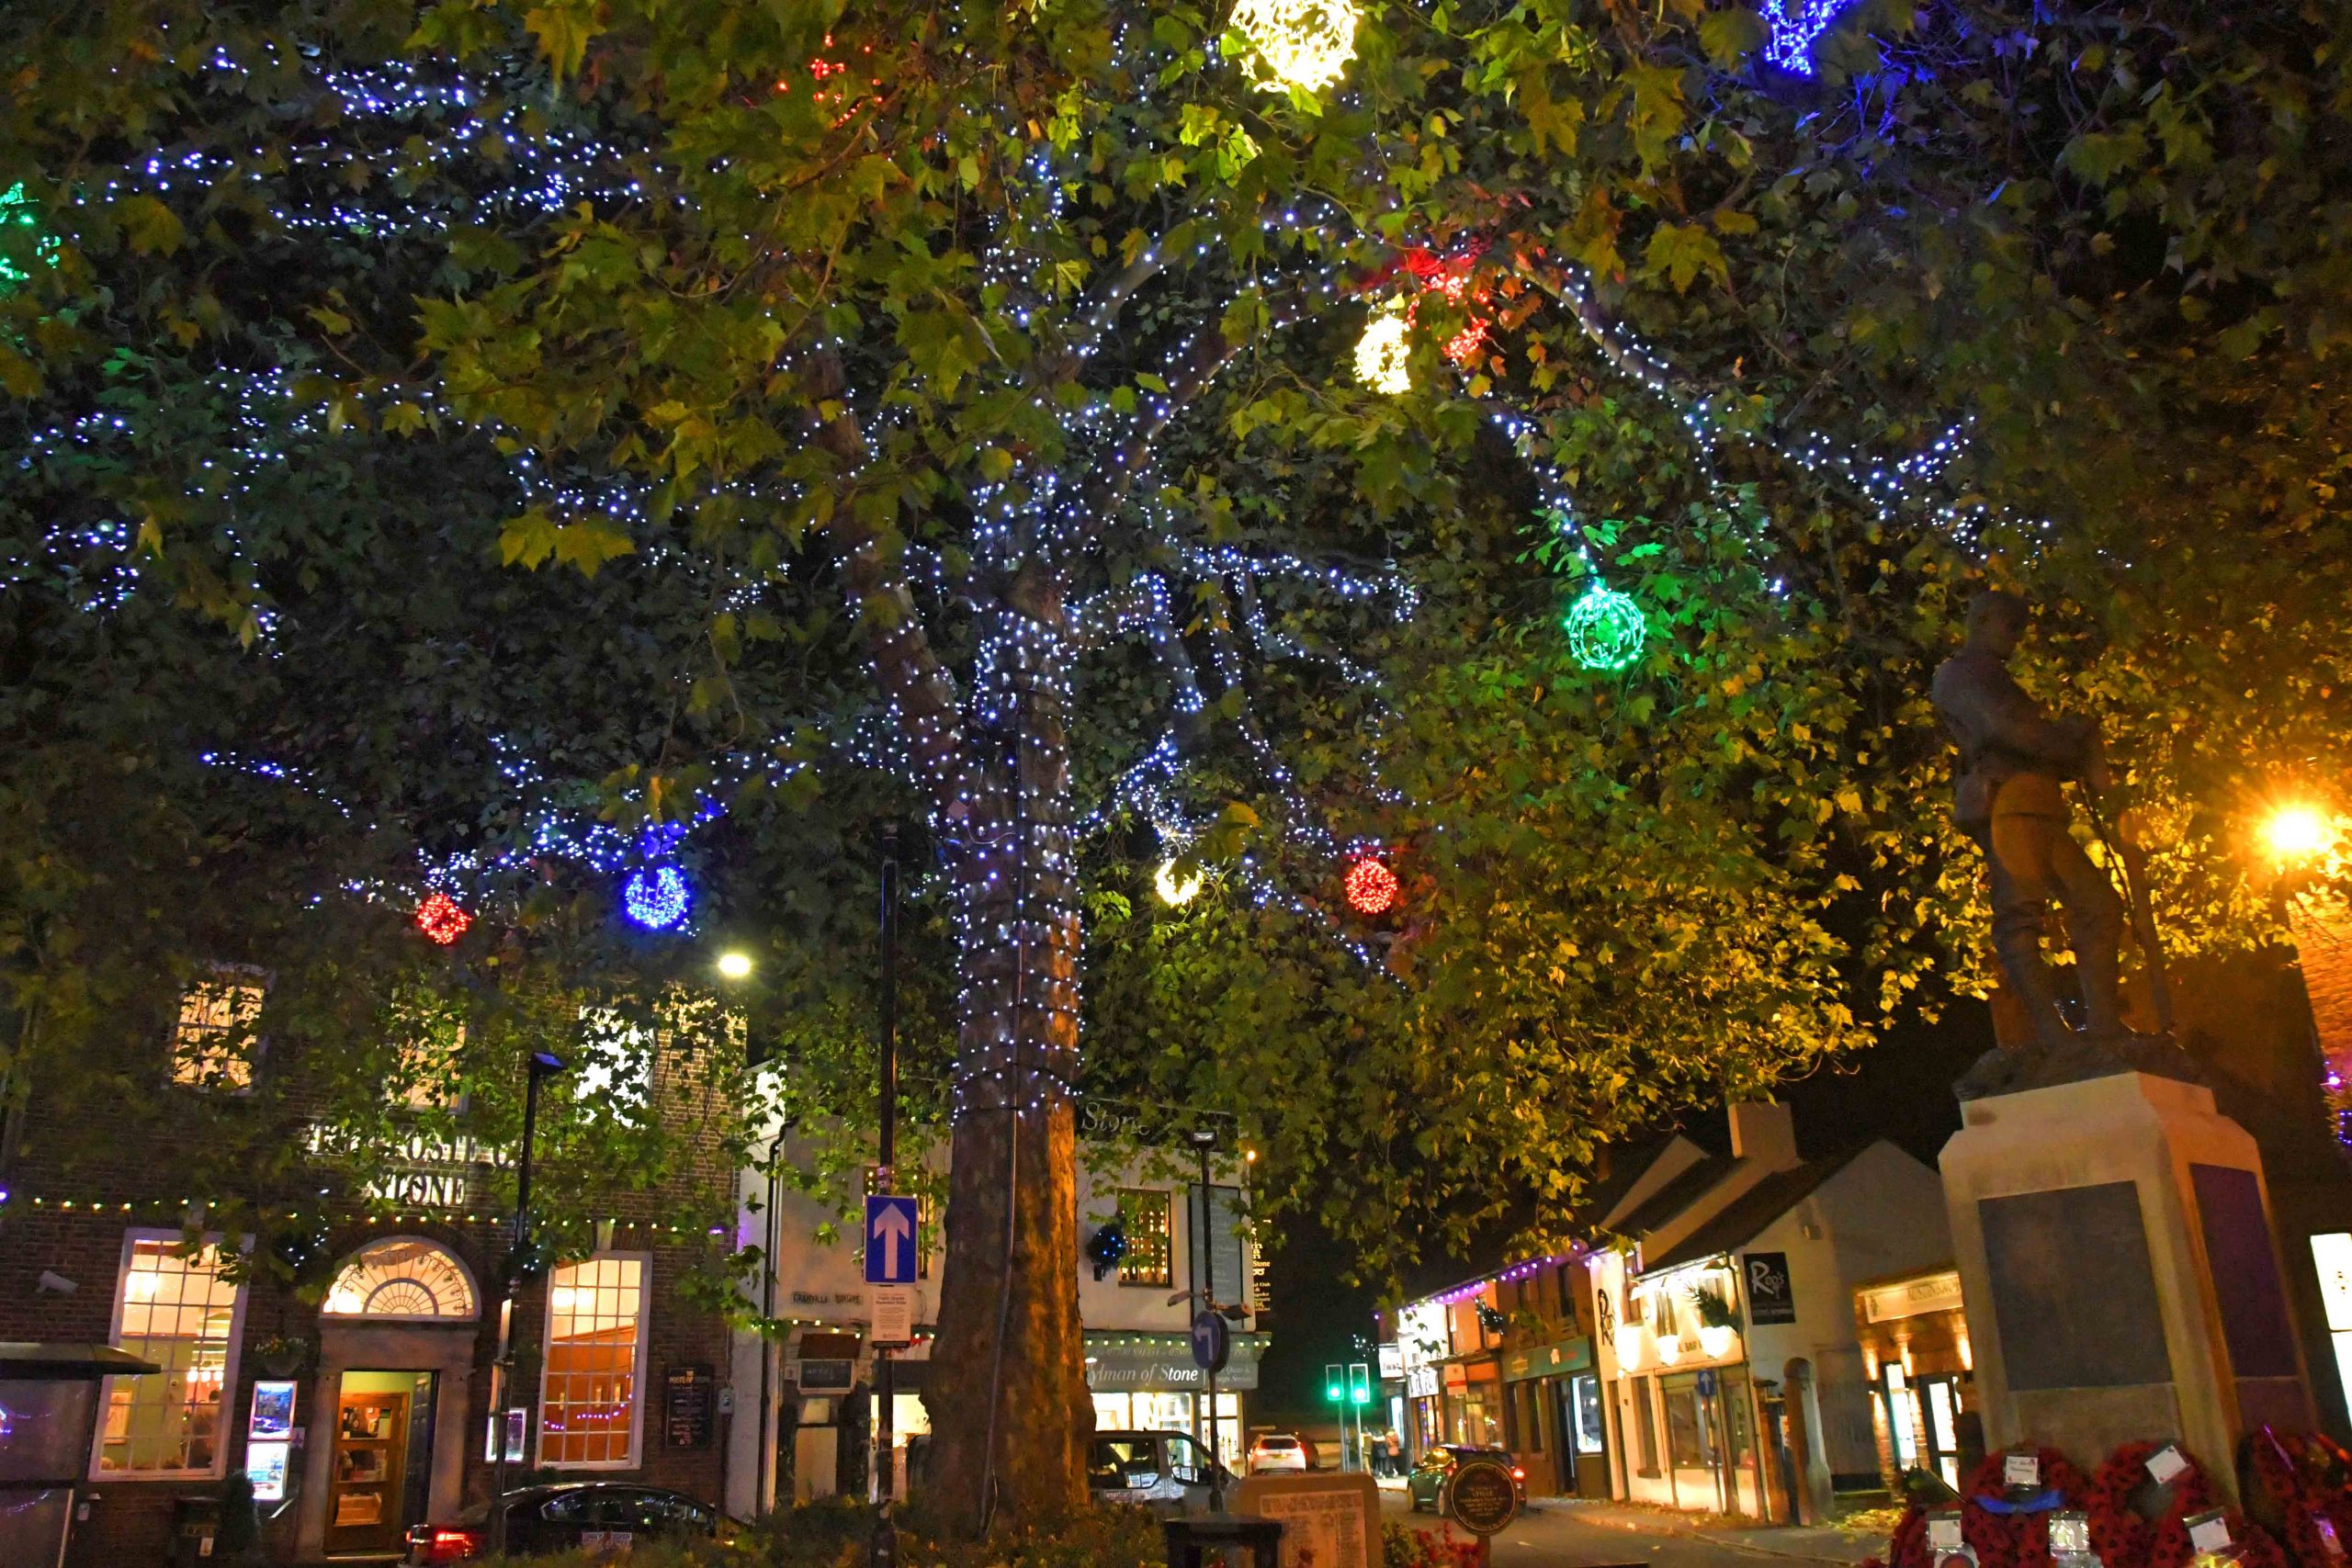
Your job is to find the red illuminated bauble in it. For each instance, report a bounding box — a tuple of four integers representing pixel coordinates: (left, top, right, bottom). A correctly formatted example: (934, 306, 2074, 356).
(414, 891, 471, 946)
(1344, 856, 1399, 915)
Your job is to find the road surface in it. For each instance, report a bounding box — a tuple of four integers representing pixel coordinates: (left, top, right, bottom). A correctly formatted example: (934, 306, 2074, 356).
(1380, 1492, 1868, 1568)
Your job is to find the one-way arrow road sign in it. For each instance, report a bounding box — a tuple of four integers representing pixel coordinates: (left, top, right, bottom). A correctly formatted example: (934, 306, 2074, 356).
(865, 1194, 919, 1285)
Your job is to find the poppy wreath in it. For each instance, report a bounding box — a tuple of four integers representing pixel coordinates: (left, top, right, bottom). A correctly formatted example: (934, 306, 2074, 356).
(1874, 1502, 1934, 1568)
(2086, 1441, 2218, 1568)
(1963, 1447, 2091, 1568)
(2246, 1431, 2351, 1568)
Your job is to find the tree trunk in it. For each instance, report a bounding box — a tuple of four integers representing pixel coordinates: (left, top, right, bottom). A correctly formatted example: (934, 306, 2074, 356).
(922, 1093, 1090, 1529)
(918, 597, 1090, 1531)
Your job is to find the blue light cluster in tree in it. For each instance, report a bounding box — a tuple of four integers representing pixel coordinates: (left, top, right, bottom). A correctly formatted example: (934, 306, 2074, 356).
(622, 863, 691, 931)
(1763, 0, 1862, 74)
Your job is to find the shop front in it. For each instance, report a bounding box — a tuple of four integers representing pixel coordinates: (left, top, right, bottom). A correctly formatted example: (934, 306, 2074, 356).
(1501, 1337, 1605, 1495)
(1084, 1330, 1261, 1471)
(1853, 1267, 1976, 1492)
(1609, 1257, 1768, 1517)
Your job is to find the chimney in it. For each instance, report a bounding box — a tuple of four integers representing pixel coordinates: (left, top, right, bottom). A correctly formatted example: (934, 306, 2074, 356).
(1727, 1100, 1798, 1169)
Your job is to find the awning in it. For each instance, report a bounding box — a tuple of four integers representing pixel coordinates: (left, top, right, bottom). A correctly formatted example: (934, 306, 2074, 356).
(0, 1343, 161, 1379)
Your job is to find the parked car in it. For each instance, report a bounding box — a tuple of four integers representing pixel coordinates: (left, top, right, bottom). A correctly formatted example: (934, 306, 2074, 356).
(404, 1483, 726, 1562)
(1087, 1428, 1234, 1511)
(1249, 1433, 1312, 1473)
(1404, 1445, 1527, 1515)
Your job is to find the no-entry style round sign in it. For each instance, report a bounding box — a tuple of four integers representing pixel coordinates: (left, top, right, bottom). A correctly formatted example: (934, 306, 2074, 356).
(1446, 1457, 1519, 1536)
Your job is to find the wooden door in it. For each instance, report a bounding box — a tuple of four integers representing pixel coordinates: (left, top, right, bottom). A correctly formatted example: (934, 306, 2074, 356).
(326, 1389, 409, 1554)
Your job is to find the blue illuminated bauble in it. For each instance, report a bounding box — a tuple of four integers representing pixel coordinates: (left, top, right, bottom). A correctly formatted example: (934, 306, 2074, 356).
(622, 864, 690, 930)
(1564, 582, 1646, 672)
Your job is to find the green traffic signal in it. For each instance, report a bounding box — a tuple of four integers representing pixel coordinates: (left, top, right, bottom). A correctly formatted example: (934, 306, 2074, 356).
(1325, 1362, 1343, 1402)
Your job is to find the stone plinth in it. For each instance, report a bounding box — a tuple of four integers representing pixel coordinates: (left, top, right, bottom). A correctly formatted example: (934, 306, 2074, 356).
(1939, 1071, 2312, 1495)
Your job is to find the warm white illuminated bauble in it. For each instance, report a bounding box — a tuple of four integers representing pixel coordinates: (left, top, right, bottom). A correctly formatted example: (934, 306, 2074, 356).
(1354, 298, 1411, 394)
(1155, 859, 1205, 907)
(1230, 0, 1362, 94)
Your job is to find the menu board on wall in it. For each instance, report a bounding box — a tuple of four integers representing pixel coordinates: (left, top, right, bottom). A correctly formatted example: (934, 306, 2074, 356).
(665, 1364, 716, 1450)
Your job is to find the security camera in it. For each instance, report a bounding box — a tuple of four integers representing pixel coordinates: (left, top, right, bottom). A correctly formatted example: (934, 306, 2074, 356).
(37, 1270, 77, 1294)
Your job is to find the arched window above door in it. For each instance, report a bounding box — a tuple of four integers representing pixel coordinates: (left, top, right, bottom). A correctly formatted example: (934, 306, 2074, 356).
(322, 1238, 479, 1322)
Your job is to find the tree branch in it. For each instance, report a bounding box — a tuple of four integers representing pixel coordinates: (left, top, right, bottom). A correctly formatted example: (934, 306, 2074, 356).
(801, 349, 967, 805)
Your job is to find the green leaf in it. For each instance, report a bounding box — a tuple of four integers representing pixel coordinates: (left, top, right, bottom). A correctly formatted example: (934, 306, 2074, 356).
(525, 2, 599, 80)
(1698, 9, 1769, 66)
(119, 196, 185, 255)
(1644, 223, 1728, 293)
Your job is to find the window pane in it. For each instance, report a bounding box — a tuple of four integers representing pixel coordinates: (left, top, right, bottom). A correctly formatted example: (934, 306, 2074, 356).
(1116, 1190, 1171, 1287)
(98, 1240, 241, 1476)
(171, 977, 263, 1091)
(539, 1256, 646, 1468)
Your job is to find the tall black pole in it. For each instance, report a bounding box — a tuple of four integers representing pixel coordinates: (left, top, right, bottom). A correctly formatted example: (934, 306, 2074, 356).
(492, 1051, 562, 1554)
(1196, 1134, 1224, 1512)
(873, 836, 899, 1567)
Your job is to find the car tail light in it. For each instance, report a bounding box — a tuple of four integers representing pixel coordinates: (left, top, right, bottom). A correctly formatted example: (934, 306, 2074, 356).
(415, 1526, 483, 1562)
(1510, 1467, 1526, 1481)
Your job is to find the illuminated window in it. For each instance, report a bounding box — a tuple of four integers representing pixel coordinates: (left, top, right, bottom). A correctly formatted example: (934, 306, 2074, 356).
(395, 1009, 467, 1111)
(538, 1255, 648, 1467)
(95, 1235, 245, 1477)
(171, 970, 266, 1092)
(322, 1239, 479, 1321)
(1117, 1190, 1171, 1287)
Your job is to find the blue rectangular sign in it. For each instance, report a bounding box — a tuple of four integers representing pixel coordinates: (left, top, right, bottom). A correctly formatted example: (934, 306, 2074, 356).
(865, 1194, 919, 1284)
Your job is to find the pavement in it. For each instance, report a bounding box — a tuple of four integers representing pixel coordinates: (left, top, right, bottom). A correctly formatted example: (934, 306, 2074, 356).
(1377, 1483, 1890, 1568)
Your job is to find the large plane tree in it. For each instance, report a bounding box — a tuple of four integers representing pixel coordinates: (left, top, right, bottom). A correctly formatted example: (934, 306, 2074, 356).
(12, 0, 2352, 1536)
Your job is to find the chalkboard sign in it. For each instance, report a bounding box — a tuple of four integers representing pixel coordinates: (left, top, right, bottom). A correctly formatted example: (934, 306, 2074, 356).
(664, 1364, 715, 1450)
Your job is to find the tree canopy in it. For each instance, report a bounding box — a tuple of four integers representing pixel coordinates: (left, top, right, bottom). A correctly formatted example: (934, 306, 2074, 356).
(6, 0, 2352, 1524)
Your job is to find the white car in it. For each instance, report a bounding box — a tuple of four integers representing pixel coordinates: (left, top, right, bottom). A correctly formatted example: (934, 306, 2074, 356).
(1249, 1434, 1311, 1473)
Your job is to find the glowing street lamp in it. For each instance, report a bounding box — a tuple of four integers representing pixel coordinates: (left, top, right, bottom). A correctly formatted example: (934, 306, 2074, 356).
(717, 950, 754, 980)
(2264, 804, 2337, 866)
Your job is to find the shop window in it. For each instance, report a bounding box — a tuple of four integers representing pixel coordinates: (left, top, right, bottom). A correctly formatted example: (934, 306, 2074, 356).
(95, 1235, 245, 1477)
(1116, 1190, 1171, 1287)
(1662, 1374, 1707, 1469)
(538, 1255, 649, 1468)
(170, 969, 266, 1092)
(1631, 1376, 1660, 1476)
(1572, 1376, 1607, 1456)
(322, 1238, 479, 1321)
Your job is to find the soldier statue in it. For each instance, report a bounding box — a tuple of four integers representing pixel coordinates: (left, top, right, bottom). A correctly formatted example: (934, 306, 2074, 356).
(1931, 591, 2130, 1051)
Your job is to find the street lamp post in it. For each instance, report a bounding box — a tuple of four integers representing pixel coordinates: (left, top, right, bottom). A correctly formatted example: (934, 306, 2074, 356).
(1188, 1125, 1226, 1512)
(491, 1048, 566, 1555)
(873, 833, 900, 1568)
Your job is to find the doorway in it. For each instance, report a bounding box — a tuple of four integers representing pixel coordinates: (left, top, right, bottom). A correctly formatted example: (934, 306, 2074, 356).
(326, 1371, 436, 1558)
(1916, 1373, 1964, 1489)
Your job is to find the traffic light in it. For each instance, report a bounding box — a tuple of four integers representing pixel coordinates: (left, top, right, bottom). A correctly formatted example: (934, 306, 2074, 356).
(1325, 1363, 1344, 1404)
(1348, 1362, 1371, 1405)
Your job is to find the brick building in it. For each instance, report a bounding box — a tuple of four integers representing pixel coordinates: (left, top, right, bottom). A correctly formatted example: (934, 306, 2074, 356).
(0, 976, 745, 1565)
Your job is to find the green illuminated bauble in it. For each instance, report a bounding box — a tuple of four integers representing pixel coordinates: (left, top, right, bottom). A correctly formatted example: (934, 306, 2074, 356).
(0, 183, 50, 295)
(1563, 581, 1645, 671)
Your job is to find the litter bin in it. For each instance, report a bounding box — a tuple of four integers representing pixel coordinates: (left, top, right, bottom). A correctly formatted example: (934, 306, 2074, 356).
(172, 1494, 220, 1566)
(1163, 1513, 1283, 1568)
